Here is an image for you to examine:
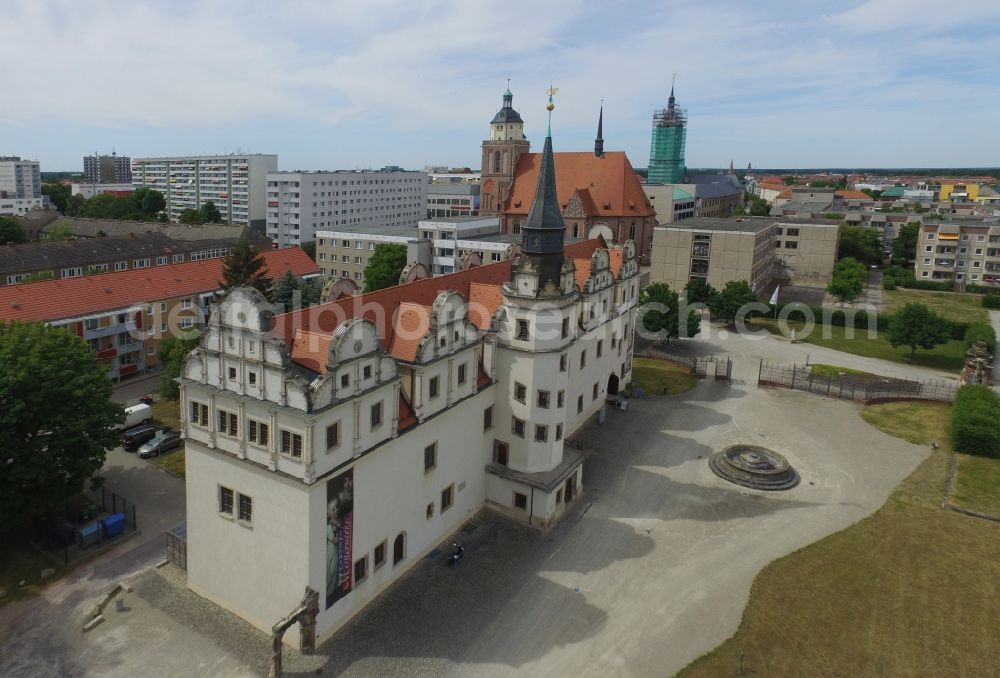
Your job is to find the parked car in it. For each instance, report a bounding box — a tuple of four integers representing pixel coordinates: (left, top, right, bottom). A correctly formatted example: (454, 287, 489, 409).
(115, 403, 153, 431)
(137, 430, 183, 459)
(122, 424, 159, 451)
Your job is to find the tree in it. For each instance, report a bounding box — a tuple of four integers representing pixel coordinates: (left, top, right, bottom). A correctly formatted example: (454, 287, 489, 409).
(837, 225, 881, 264)
(891, 222, 920, 265)
(708, 280, 759, 322)
(781, 176, 797, 185)
(178, 208, 203, 224)
(199, 200, 222, 223)
(638, 283, 700, 342)
(827, 257, 866, 302)
(363, 243, 408, 292)
(220, 242, 271, 295)
(0, 216, 28, 245)
(0, 322, 123, 533)
(158, 334, 201, 400)
(64, 193, 86, 216)
(44, 221, 76, 241)
(747, 193, 771, 216)
(887, 303, 950, 357)
(42, 182, 71, 212)
(271, 269, 322, 311)
(684, 277, 716, 306)
(140, 189, 166, 215)
(301, 240, 317, 261)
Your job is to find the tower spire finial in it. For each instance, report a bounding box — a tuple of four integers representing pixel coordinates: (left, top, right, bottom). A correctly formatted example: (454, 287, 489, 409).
(594, 101, 605, 158)
(545, 83, 558, 137)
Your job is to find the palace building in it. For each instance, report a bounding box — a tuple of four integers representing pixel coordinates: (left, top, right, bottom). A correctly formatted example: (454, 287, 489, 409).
(480, 89, 656, 262)
(179, 110, 640, 648)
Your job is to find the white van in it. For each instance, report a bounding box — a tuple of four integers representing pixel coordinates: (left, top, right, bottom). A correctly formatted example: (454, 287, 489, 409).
(117, 403, 153, 430)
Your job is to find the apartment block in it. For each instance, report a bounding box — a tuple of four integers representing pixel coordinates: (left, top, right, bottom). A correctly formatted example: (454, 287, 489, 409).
(0, 156, 41, 199)
(0, 248, 318, 381)
(132, 154, 278, 229)
(916, 221, 1000, 287)
(266, 170, 427, 247)
(84, 153, 132, 184)
(774, 218, 841, 280)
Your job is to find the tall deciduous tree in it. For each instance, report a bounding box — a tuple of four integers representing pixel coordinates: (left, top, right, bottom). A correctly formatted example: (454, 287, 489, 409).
(827, 257, 866, 302)
(0, 322, 123, 532)
(638, 283, 700, 342)
(220, 243, 271, 296)
(684, 277, 716, 306)
(158, 333, 201, 400)
(0, 216, 28, 245)
(199, 200, 222, 223)
(887, 302, 949, 357)
(708, 280, 759, 322)
(363, 244, 408, 292)
(837, 225, 881, 265)
(891, 222, 920, 265)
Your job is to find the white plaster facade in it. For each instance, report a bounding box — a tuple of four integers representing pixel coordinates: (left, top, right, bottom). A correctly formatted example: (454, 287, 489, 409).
(180, 236, 638, 649)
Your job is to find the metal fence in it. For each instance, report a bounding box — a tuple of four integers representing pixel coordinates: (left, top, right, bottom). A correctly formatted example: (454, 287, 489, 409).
(636, 344, 733, 381)
(90, 486, 138, 530)
(757, 361, 958, 403)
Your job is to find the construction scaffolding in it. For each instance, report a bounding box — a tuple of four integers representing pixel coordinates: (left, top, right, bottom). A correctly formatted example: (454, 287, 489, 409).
(648, 105, 687, 184)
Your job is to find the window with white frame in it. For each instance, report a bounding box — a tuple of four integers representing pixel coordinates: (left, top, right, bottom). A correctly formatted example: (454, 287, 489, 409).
(248, 419, 269, 446)
(280, 429, 303, 458)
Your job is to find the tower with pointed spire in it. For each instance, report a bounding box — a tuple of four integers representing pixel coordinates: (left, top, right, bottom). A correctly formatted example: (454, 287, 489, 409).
(480, 84, 531, 217)
(594, 105, 604, 158)
(647, 78, 687, 184)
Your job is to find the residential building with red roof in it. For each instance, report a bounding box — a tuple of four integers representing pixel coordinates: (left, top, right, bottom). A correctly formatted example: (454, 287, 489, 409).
(0, 247, 318, 380)
(177, 123, 641, 648)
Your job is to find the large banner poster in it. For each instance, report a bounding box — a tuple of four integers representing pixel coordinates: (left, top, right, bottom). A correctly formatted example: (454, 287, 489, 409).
(326, 468, 354, 609)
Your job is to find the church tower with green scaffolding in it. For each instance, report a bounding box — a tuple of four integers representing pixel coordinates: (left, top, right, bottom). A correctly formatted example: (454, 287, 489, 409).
(647, 80, 687, 184)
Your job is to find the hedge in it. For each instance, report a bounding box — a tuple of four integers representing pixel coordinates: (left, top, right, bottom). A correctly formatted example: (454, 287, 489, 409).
(772, 302, 967, 340)
(983, 294, 1000, 310)
(951, 385, 1000, 458)
(963, 322, 996, 354)
(882, 266, 954, 291)
(965, 284, 1000, 296)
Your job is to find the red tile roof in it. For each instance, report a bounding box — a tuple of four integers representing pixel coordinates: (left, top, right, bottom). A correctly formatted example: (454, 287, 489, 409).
(835, 190, 871, 200)
(0, 248, 320, 323)
(290, 330, 332, 374)
(467, 282, 504, 330)
(504, 151, 653, 218)
(273, 239, 607, 368)
(389, 302, 432, 362)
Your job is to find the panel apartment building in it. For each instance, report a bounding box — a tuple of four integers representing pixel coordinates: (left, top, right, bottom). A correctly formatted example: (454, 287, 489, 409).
(84, 153, 132, 184)
(0, 156, 43, 216)
(266, 170, 428, 247)
(0, 248, 318, 381)
(916, 221, 1000, 287)
(131, 154, 278, 229)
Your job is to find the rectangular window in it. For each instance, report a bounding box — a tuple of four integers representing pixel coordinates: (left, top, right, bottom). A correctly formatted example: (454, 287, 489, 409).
(326, 423, 339, 449)
(560, 354, 567, 372)
(248, 371, 257, 386)
(556, 424, 563, 441)
(228, 366, 237, 381)
(218, 410, 238, 437)
(457, 363, 467, 385)
(363, 365, 372, 379)
(514, 492, 527, 510)
(424, 443, 437, 472)
(483, 405, 493, 431)
(597, 340, 603, 358)
(516, 320, 529, 340)
(561, 317, 569, 338)
(580, 350, 586, 369)
(578, 395, 584, 413)
(371, 401, 383, 429)
(280, 430, 303, 458)
(354, 556, 368, 584)
(219, 487, 234, 515)
(514, 382, 526, 403)
(238, 493, 252, 523)
(512, 417, 525, 438)
(374, 541, 386, 569)
(593, 383, 599, 400)
(429, 375, 440, 399)
(535, 424, 547, 442)
(248, 420, 269, 446)
(537, 390, 550, 408)
(190, 401, 209, 426)
(441, 484, 454, 512)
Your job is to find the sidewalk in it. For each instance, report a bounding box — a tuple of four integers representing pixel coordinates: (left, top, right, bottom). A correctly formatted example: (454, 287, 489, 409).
(113, 371, 161, 405)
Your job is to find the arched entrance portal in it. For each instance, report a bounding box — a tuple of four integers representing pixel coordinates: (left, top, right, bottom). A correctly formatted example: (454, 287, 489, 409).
(607, 372, 620, 396)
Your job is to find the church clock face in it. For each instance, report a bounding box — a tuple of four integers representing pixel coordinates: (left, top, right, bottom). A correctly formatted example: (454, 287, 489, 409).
(483, 179, 496, 193)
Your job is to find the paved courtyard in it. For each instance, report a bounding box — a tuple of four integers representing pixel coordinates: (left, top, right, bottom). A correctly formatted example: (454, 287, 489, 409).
(1, 368, 929, 678)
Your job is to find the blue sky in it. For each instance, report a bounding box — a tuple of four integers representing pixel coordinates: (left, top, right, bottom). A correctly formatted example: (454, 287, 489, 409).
(3, 0, 1000, 172)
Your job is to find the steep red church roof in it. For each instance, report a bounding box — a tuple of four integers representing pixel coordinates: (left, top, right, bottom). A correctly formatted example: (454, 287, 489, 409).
(504, 151, 654, 219)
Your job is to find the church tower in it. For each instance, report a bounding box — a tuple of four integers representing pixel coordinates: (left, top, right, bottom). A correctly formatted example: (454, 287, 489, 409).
(480, 86, 530, 217)
(647, 79, 687, 184)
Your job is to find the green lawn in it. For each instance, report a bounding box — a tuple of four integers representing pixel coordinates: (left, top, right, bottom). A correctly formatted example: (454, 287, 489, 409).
(679, 401, 1000, 677)
(884, 288, 988, 325)
(630, 357, 697, 396)
(149, 448, 185, 478)
(952, 454, 1000, 516)
(151, 398, 181, 430)
(752, 317, 967, 372)
(809, 363, 870, 378)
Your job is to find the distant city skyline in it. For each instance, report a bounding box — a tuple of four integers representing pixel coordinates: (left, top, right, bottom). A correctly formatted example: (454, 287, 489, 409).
(3, 0, 1000, 172)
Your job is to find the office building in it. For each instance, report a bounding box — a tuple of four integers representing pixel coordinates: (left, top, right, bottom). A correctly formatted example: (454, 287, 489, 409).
(266, 170, 427, 247)
(132, 154, 278, 229)
(427, 182, 479, 218)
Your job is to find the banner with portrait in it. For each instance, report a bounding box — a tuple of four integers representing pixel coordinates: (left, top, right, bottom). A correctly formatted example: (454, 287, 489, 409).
(325, 468, 354, 609)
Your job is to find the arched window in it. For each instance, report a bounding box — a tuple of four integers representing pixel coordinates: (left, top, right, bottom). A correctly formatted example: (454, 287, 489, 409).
(572, 223, 579, 238)
(502, 151, 508, 174)
(393, 532, 405, 565)
(493, 151, 501, 174)
(629, 222, 637, 240)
